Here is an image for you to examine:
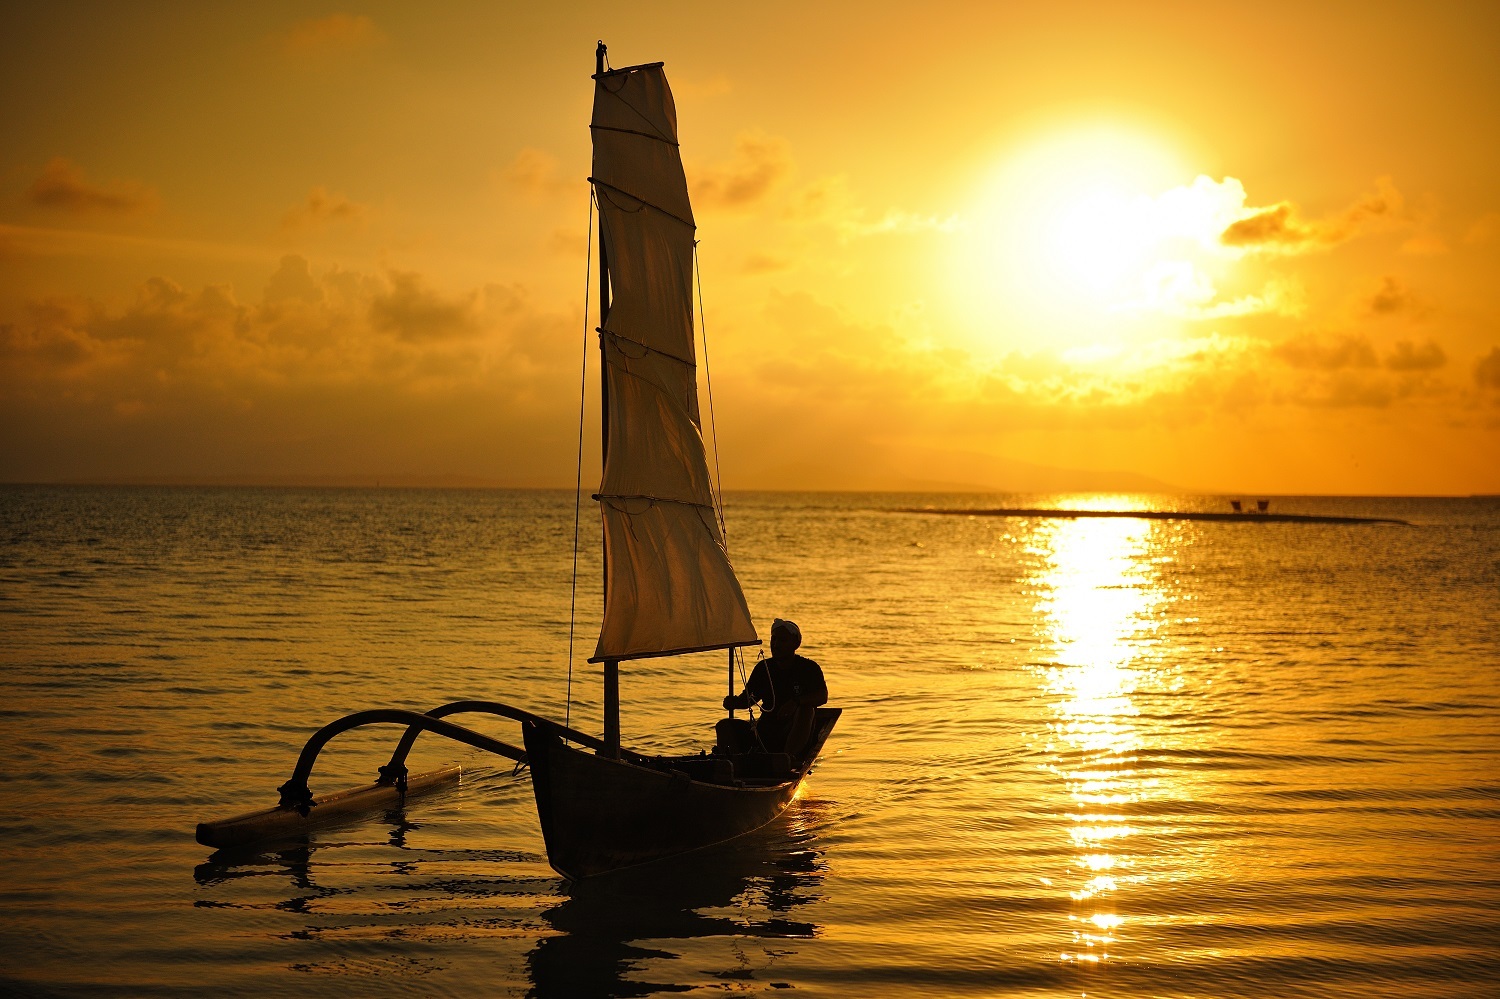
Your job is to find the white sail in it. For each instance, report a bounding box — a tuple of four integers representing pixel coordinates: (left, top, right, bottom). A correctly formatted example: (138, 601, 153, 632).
(590, 62, 759, 663)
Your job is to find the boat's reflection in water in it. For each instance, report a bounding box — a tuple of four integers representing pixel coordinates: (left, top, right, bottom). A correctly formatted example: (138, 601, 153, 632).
(528, 801, 828, 998)
(191, 796, 828, 995)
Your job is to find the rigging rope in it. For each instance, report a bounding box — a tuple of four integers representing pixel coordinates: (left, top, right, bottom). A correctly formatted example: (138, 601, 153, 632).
(735, 646, 758, 725)
(694, 241, 729, 543)
(566, 191, 595, 735)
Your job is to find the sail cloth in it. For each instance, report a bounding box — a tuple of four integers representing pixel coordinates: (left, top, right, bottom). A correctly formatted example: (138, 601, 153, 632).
(590, 62, 759, 663)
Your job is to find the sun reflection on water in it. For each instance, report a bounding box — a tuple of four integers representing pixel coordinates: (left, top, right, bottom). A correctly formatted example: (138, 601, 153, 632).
(1029, 516, 1166, 964)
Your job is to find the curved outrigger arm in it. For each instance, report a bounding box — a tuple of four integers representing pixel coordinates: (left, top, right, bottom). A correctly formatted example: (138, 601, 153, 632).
(377, 700, 648, 789)
(276, 708, 528, 814)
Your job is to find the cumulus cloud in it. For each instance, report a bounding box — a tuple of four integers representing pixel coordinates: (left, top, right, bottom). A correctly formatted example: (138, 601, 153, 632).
(1, 264, 560, 404)
(1127, 262, 1300, 320)
(1250, 330, 1456, 409)
(281, 186, 367, 231)
(671, 75, 732, 101)
(369, 271, 480, 341)
(1384, 338, 1446, 372)
(264, 255, 323, 304)
(1400, 232, 1449, 256)
(1271, 332, 1378, 370)
(730, 288, 1470, 455)
(0, 260, 589, 483)
(504, 148, 572, 198)
(1220, 176, 1405, 252)
(1, 300, 117, 375)
(281, 13, 383, 58)
(547, 227, 588, 256)
(1476, 347, 1500, 390)
(2, 248, 1477, 487)
(720, 286, 1470, 480)
(779, 174, 961, 243)
(1296, 374, 1398, 409)
(27, 157, 157, 215)
(842, 209, 964, 238)
(742, 252, 790, 275)
(1362, 275, 1420, 318)
(691, 131, 791, 210)
(783, 174, 850, 223)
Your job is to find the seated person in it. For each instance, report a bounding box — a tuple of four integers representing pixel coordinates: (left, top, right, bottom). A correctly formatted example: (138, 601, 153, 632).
(723, 618, 828, 759)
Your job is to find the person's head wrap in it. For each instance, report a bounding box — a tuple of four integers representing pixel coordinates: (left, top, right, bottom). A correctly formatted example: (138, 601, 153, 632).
(770, 618, 802, 650)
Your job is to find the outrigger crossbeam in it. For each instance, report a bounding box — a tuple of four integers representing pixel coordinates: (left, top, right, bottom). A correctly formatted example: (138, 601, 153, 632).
(195, 700, 617, 850)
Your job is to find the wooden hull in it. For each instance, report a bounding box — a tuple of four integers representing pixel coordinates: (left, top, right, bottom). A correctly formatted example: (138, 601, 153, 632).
(524, 708, 839, 879)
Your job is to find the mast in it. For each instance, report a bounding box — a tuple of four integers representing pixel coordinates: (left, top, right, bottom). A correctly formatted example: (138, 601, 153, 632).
(595, 41, 620, 758)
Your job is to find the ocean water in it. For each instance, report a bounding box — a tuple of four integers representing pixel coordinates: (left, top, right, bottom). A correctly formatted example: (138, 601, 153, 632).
(2, 486, 1497, 998)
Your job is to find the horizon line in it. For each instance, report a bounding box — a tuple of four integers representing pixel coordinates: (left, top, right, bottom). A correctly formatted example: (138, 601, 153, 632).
(0, 479, 1487, 500)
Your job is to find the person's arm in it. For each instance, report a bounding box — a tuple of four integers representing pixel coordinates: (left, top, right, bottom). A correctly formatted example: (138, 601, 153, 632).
(722, 663, 768, 710)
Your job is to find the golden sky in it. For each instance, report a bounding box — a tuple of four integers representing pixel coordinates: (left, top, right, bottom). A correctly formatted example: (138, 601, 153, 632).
(3, 1, 1498, 494)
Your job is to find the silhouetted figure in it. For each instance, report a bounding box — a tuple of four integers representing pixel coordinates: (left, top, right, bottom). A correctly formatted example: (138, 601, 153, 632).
(724, 619, 828, 759)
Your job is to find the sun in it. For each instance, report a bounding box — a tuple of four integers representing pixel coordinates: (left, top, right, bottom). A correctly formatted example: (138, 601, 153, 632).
(944, 121, 1242, 353)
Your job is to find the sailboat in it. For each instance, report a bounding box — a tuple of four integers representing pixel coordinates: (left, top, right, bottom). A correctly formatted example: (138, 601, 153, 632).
(195, 43, 840, 879)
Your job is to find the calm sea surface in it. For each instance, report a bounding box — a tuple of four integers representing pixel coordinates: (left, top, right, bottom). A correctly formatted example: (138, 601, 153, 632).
(2, 486, 1497, 997)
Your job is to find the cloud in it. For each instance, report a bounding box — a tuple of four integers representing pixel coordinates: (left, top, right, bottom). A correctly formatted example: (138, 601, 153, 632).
(691, 131, 791, 210)
(1361, 275, 1421, 318)
(1476, 347, 1500, 391)
(1296, 374, 1398, 409)
(783, 175, 851, 224)
(672, 75, 732, 100)
(1126, 262, 1300, 320)
(1220, 176, 1405, 252)
(742, 252, 790, 275)
(780, 174, 962, 244)
(1400, 232, 1449, 255)
(1150, 176, 1256, 247)
(27, 158, 157, 215)
(5, 258, 1477, 488)
(1252, 331, 1454, 409)
(841, 209, 964, 238)
(0, 261, 590, 483)
(264, 255, 323, 305)
(281, 186, 367, 231)
(736, 288, 1463, 437)
(1271, 332, 1378, 371)
(1384, 339, 1446, 372)
(725, 287, 1465, 459)
(503, 148, 572, 198)
(1220, 204, 1298, 246)
(369, 271, 481, 341)
(1, 265, 554, 396)
(1, 301, 114, 375)
(547, 227, 588, 256)
(281, 14, 383, 58)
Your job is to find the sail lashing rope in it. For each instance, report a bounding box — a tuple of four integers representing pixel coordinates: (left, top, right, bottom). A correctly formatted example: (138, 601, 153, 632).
(565, 190, 596, 736)
(694, 241, 729, 544)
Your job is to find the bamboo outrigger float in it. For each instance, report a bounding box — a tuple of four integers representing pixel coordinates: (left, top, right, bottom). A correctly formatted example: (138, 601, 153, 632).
(195, 43, 840, 877)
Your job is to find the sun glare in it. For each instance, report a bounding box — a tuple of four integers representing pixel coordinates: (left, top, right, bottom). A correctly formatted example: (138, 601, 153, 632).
(1032, 517, 1167, 964)
(948, 121, 1246, 355)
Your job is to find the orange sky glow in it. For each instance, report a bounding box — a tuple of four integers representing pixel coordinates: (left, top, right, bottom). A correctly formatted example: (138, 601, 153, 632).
(3, 2, 1498, 494)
